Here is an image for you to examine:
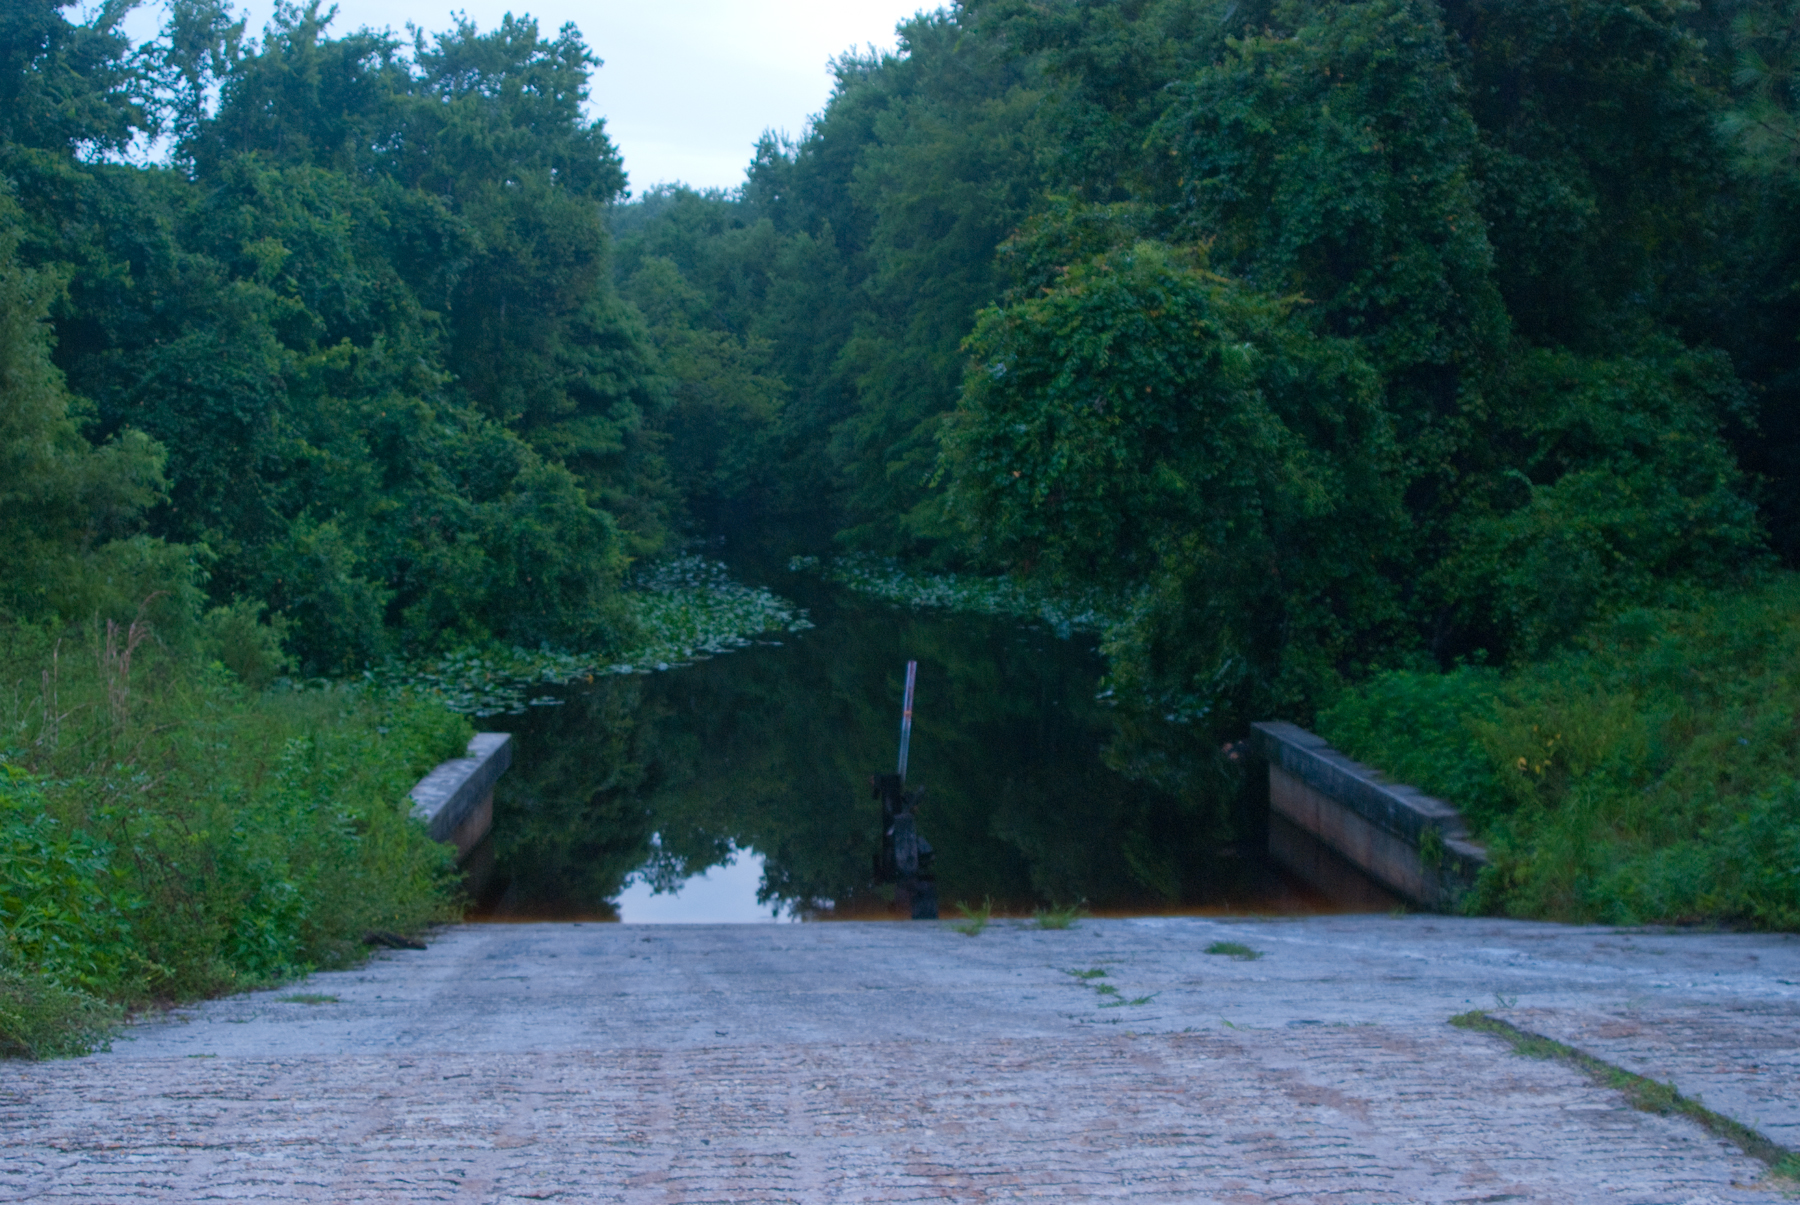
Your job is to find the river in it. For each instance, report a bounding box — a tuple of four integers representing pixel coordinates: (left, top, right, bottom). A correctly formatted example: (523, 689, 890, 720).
(468, 560, 1373, 922)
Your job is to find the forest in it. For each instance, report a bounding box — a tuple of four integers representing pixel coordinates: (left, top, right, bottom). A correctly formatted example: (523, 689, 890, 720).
(4, 0, 1800, 1050)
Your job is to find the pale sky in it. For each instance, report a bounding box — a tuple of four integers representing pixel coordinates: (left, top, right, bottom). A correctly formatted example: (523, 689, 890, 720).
(116, 0, 936, 192)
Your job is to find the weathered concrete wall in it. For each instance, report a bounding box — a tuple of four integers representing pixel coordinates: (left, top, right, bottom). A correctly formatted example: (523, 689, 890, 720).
(1266, 811, 1402, 911)
(408, 732, 511, 862)
(1252, 721, 1486, 911)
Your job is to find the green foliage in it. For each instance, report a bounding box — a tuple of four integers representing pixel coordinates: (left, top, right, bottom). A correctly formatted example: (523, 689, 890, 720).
(945, 234, 1405, 722)
(1204, 940, 1261, 960)
(1033, 901, 1086, 929)
(1151, 0, 1508, 387)
(0, 188, 192, 629)
(5, 2, 664, 673)
(0, 967, 120, 1059)
(0, 765, 143, 996)
(795, 554, 1110, 635)
(1446, 343, 1763, 656)
(1319, 576, 1800, 927)
(1718, 0, 1800, 184)
(0, 617, 469, 1053)
(951, 896, 994, 935)
(367, 556, 815, 717)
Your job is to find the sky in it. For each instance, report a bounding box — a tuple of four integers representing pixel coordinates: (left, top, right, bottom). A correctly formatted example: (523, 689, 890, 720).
(116, 0, 933, 192)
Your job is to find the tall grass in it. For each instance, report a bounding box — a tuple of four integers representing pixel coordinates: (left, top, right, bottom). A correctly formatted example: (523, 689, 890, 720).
(0, 618, 469, 1055)
(1317, 576, 1800, 928)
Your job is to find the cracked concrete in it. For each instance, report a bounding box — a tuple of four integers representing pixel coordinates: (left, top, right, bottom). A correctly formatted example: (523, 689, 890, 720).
(3, 915, 1797, 1202)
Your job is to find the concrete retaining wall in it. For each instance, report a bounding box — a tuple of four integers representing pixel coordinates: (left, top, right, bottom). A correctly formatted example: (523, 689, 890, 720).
(409, 733, 512, 862)
(1251, 721, 1486, 911)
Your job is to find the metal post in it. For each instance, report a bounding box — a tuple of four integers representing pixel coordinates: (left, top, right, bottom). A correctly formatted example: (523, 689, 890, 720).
(897, 660, 917, 783)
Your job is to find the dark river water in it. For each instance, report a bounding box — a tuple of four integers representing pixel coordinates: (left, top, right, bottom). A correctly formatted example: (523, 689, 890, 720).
(468, 563, 1376, 922)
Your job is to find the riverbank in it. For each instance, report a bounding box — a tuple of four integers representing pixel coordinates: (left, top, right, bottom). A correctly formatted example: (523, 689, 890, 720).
(7, 916, 1795, 1200)
(1317, 576, 1800, 929)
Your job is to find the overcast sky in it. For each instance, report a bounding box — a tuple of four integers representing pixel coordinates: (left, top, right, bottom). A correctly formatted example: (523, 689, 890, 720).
(117, 0, 933, 192)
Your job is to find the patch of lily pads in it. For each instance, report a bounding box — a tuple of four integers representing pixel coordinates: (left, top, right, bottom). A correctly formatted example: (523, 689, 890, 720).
(367, 556, 813, 716)
(789, 554, 1113, 637)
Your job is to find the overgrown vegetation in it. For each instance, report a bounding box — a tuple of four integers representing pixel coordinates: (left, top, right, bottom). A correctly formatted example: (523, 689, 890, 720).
(1319, 581, 1800, 928)
(8, 0, 1800, 1056)
(369, 556, 814, 717)
(601, 0, 1800, 931)
(0, 618, 471, 1056)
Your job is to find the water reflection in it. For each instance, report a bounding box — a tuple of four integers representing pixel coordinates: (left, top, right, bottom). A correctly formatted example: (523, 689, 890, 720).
(469, 568, 1348, 921)
(614, 846, 796, 923)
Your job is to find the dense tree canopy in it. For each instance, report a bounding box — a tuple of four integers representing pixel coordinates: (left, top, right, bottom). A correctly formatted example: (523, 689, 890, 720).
(611, 0, 1795, 735)
(6, 0, 1799, 734)
(2, 0, 659, 671)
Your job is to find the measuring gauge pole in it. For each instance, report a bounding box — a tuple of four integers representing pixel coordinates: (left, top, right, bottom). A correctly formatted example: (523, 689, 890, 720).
(897, 660, 918, 784)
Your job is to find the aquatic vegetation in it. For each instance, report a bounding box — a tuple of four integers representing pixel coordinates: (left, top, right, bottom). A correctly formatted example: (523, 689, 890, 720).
(370, 557, 814, 716)
(1205, 941, 1262, 961)
(790, 555, 1112, 638)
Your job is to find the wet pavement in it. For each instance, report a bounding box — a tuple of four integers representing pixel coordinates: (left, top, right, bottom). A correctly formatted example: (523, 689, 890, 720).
(3, 915, 1797, 1202)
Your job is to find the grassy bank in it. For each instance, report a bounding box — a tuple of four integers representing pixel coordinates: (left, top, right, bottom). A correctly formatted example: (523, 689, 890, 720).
(0, 557, 822, 1056)
(0, 620, 470, 1057)
(1316, 577, 1800, 928)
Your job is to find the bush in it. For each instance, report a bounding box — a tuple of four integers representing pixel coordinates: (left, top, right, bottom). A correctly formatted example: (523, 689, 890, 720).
(1317, 576, 1800, 927)
(0, 968, 121, 1059)
(0, 614, 471, 1052)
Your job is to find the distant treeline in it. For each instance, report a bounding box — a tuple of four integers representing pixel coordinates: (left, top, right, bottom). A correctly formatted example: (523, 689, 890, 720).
(6, 0, 1800, 723)
(616, 0, 1800, 730)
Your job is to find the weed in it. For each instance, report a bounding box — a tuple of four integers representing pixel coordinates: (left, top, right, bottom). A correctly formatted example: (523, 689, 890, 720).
(1066, 967, 1108, 980)
(1094, 983, 1121, 997)
(0, 969, 120, 1059)
(1034, 901, 1087, 930)
(952, 897, 993, 936)
(1451, 1011, 1799, 1177)
(1205, 941, 1261, 960)
(0, 620, 466, 1056)
(1494, 992, 1519, 1009)
(277, 993, 338, 1005)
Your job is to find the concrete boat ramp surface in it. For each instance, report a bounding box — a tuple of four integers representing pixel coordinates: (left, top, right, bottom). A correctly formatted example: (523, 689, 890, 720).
(4, 916, 1798, 1203)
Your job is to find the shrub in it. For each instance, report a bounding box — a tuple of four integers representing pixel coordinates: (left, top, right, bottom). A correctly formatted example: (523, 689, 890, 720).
(0, 615, 470, 1052)
(1318, 576, 1800, 927)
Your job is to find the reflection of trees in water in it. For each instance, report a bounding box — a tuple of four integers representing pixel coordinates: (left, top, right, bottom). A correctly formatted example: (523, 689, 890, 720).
(479, 679, 663, 918)
(479, 581, 1289, 919)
